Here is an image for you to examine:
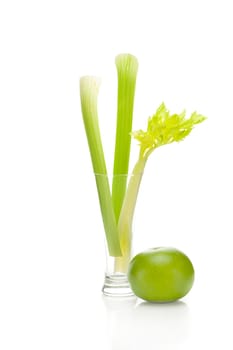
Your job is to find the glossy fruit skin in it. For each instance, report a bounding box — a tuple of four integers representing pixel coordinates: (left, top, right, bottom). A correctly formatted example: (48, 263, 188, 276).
(128, 247, 194, 302)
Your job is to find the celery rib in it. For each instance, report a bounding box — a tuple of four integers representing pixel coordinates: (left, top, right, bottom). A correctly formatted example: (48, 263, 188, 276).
(80, 77, 122, 257)
(114, 103, 206, 271)
(114, 157, 146, 272)
(112, 54, 138, 223)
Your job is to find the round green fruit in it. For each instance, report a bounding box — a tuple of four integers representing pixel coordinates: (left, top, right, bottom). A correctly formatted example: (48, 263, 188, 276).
(128, 247, 194, 302)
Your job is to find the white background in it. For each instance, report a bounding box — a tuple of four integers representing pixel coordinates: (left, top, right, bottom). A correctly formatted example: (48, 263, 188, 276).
(0, 0, 232, 348)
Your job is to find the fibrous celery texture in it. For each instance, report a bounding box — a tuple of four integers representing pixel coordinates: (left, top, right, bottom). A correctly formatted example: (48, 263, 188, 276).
(80, 76, 121, 257)
(112, 54, 138, 223)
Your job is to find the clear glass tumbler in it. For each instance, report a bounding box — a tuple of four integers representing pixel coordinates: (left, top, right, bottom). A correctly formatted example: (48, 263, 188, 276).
(94, 172, 143, 297)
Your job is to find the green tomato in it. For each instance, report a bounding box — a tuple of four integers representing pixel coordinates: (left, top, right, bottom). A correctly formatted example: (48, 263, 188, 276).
(128, 247, 194, 302)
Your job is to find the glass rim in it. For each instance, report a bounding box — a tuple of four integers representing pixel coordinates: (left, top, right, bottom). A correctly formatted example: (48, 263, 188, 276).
(94, 172, 143, 177)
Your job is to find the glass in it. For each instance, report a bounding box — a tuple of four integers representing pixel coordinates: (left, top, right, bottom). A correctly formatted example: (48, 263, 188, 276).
(94, 173, 142, 297)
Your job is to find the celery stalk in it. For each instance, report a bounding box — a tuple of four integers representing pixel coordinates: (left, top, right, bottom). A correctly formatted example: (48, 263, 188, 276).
(80, 76, 122, 257)
(114, 157, 146, 272)
(115, 103, 206, 272)
(112, 54, 138, 223)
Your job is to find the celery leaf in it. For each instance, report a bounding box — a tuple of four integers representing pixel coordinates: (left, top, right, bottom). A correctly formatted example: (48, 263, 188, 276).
(132, 103, 206, 158)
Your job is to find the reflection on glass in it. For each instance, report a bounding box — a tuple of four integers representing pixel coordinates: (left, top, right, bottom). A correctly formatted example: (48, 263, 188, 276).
(102, 296, 191, 350)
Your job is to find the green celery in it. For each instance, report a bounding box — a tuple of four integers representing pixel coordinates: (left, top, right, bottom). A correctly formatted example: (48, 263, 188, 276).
(115, 103, 206, 271)
(112, 54, 138, 223)
(80, 76, 122, 257)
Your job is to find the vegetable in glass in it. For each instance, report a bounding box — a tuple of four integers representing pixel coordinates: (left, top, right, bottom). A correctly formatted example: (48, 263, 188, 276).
(79, 53, 206, 293)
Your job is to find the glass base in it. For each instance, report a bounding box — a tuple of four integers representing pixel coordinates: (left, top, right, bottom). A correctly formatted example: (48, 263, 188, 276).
(102, 273, 135, 297)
